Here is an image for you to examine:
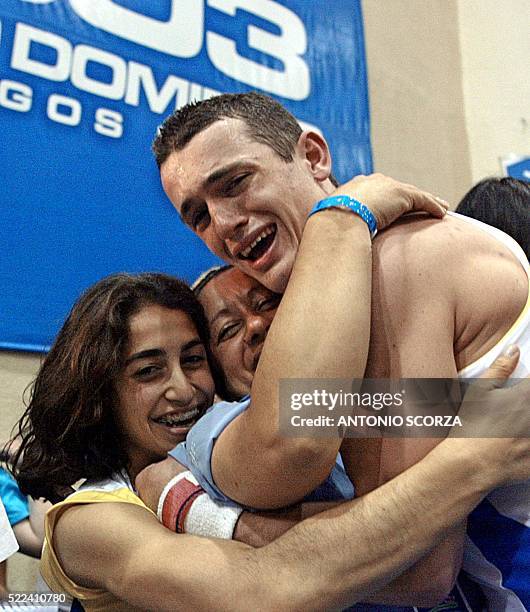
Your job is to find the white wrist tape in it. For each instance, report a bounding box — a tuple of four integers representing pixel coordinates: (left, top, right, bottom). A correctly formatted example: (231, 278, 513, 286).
(156, 470, 242, 539)
(156, 471, 198, 521)
(184, 494, 243, 540)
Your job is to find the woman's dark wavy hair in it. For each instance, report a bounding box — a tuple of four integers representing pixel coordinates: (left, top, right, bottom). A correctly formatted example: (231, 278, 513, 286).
(11, 273, 210, 503)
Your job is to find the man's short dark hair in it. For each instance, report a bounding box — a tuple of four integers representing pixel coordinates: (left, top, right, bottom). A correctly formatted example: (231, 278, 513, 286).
(153, 92, 303, 168)
(152, 92, 339, 187)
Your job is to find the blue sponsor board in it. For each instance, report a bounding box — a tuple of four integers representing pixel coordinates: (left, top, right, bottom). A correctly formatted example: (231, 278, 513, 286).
(503, 157, 530, 182)
(0, 0, 371, 351)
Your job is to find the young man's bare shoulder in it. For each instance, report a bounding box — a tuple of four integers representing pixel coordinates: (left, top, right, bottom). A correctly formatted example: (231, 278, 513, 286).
(373, 214, 474, 269)
(370, 214, 528, 370)
(370, 215, 468, 304)
(372, 213, 525, 286)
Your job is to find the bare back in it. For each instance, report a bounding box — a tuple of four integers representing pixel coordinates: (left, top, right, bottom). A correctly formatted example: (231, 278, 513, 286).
(342, 213, 528, 491)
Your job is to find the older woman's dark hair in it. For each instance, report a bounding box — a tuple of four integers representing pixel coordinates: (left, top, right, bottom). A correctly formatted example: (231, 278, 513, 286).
(456, 177, 530, 260)
(12, 273, 210, 503)
(192, 265, 237, 401)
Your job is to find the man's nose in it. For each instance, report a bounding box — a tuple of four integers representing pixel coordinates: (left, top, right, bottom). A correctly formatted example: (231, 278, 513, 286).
(244, 314, 270, 347)
(210, 200, 248, 244)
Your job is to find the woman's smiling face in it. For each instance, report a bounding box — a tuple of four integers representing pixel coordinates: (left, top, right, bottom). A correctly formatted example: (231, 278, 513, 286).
(198, 268, 281, 400)
(114, 303, 215, 477)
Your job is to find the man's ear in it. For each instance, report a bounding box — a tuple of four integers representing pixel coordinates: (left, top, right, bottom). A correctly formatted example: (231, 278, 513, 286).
(295, 130, 332, 183)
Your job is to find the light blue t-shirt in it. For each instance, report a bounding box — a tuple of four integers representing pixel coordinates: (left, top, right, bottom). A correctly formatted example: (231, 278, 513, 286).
(169, 396, 354, 507)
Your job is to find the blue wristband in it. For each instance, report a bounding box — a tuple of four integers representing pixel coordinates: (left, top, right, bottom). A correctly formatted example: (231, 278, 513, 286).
(308, 195, 378, 239)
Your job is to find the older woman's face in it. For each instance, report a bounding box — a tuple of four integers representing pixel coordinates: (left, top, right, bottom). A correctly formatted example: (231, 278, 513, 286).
(198, 268, 281, 399)
(114, 304, 215, 476)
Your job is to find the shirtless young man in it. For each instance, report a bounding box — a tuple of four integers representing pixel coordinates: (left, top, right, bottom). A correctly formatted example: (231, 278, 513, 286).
(138, 263, 520, 609)
(17, 182, 530, 610)
(136, 266, 529, 608)
(151, 93, 530, 610)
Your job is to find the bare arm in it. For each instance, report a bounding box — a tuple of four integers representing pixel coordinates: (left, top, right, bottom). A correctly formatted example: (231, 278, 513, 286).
(135, 456, 339, 548)
(212, 176, 448, 508)
(212, 209, 371, 508)
(27, 496, 49, 544)
(55, 400, 530, 612)
(135, 455, 340, 548)
(52, 458, 470, 611)
(13, 518, 43, 558)
(134, 354, 530, 608)
(233, 502, 340, 548)
(2, 436, 46, 557)
(234, 505, 461, 607)
(1, 443, 50, 558)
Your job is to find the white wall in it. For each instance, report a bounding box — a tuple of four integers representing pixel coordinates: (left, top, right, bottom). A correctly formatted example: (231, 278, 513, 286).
(362, 0, 472, 206)
(457, 0, 530, 182)
(363, 0, 528, 204)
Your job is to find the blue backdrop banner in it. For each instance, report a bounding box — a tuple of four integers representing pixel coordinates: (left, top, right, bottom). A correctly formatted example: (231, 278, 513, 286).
(0, 0, 371, 351)
(503, 157, 530, 182)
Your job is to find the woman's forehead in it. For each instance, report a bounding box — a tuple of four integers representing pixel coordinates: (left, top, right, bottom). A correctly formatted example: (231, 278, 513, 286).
(126, 305, 200, 351)
(201, 268, 271, 311)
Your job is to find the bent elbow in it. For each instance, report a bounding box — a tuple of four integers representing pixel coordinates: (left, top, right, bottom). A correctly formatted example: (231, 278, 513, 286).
(273, 436, 339, 475)
(262, 440, 340, 506)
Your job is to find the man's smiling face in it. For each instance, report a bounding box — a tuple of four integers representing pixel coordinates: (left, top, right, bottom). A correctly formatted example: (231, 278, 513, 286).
(160, 118, 327, 293)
